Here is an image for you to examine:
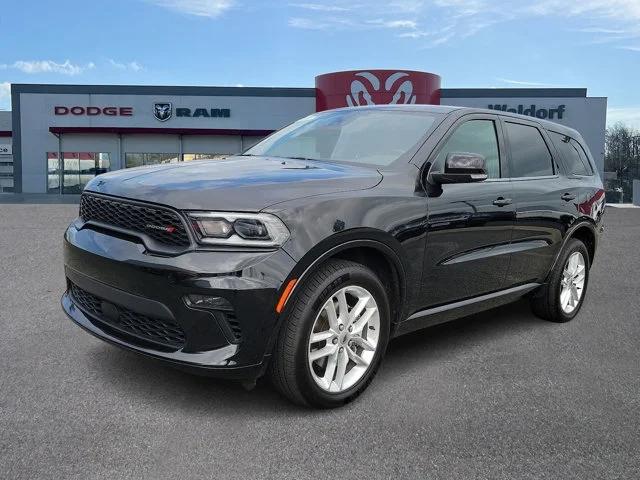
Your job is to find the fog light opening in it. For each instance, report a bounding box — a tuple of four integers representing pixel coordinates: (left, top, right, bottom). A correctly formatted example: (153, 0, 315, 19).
(184, 294, 234, 311)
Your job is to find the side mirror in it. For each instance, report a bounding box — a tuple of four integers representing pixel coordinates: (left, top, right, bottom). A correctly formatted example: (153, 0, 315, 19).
(430, 152, 488, 184)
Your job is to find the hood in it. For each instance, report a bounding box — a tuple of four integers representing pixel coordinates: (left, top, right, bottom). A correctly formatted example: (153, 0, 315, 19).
(85, 156, 382, 211)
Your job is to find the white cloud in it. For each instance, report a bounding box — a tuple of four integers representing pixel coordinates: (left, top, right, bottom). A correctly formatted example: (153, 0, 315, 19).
(496, 77, 563, 87)
(289, 10, 418, 33)
(0, 82, 9, 111)
(389, 1, 424, 13)
(434, 0, 486, 17)
(289, 3, 350, 12)
(288, 17, 331, 30)
(523, 0, 640, 21)
(575, 27, 627, 34)
(286, 0, 640, 47)
(368, 19, 418, 29)
(0, 82, 10, 100)
(619, 45, 640, 51)
(607, 107, 640, 129)
(146, 0, 234, 17)
(108, 59, 144, 71)
(3, 60, 94, 75)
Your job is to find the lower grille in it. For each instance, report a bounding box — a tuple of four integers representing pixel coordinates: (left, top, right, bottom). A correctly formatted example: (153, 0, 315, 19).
(69, 282, 185, 350)
(225, 311, 243, 343)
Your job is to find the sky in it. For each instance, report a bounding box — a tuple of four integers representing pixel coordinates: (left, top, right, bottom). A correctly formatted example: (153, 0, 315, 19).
(1, 0, 640, 127)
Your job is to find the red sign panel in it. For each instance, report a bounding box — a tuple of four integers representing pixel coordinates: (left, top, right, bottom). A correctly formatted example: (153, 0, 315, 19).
(315, 70, 441, 111)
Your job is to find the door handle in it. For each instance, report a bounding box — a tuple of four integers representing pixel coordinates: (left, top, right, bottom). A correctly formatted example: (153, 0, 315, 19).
(561, 193, 576, 201)
(492, 197, 512, 207)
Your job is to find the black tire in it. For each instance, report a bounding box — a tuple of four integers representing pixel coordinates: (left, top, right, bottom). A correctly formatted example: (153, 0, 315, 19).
(270, 259, 390, 408)
(530, 238, 590, 323)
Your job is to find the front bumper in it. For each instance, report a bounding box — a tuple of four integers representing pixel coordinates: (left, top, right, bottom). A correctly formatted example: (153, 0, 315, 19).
(62, 223, 297, 379)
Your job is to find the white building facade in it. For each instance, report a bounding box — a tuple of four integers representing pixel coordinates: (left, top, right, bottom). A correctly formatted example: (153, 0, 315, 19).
(7, 76, 607, 194)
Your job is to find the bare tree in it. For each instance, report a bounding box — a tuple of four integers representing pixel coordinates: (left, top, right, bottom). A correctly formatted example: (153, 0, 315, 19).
(605, 123, 640, 202)
(605, 123, 638, 173)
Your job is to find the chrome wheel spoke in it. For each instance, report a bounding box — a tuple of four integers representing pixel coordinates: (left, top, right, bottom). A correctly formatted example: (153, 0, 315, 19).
(352, 336, 376, 351)
(570, 285, 580, 303)
(323, 350, 339, 385)
(568, 254, 579, 273)
(348, 295, 370, 324)
(309, 343, 337, 362)
(351, 307, 375, 334)
(325, 299, 339, 331)
(336, 289, 349, 323)
(310, 330, 334, 344)
(560, 289, 571, 309)
(333, 348, 349, 390)
(347, 347, 370, 367)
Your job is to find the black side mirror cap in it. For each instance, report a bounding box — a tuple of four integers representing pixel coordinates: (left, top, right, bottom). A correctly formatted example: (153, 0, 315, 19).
(430, 152, 488, 184)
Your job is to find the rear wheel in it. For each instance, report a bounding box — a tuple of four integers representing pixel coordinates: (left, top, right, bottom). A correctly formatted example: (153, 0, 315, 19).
(530, 238, 590, 322)
(270, 259, 390, 408)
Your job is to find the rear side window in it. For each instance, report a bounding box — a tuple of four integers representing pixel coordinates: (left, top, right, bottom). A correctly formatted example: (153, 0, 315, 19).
(505, 122, 554, 177)
(550, 132, 593, 176)
(434, 120, 501, 178)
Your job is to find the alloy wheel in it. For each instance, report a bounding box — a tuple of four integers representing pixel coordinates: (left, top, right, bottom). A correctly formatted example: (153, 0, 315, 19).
(307, 285, 381, 393)
(560, 251, 586, 314)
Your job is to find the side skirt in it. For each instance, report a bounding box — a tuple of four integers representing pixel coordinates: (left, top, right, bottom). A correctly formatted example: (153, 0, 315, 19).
(393, 283, 540, 338)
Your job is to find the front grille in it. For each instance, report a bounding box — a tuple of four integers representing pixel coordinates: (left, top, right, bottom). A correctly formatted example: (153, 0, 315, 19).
(79, 193, 190, 248)
(69, 282, 185, 350)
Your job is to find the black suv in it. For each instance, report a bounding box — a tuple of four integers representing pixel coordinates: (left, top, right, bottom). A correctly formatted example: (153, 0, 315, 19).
(62, 105, 605, 408)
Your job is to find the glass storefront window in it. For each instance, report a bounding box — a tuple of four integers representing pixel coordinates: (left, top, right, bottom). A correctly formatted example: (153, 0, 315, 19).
(47, 152, 60, 193)
(183, 153, 230, 161)
(125, 153, 180, 168)
(47, 152, 110, 194)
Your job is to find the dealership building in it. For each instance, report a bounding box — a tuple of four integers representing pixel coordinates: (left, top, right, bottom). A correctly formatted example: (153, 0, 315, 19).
(2, 70, 607, 194)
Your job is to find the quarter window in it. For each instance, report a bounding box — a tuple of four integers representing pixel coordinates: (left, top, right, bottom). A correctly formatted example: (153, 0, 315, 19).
(434, 120, 501, 178)
(550, 132, 593, 176)
(505, 122, 554, 177)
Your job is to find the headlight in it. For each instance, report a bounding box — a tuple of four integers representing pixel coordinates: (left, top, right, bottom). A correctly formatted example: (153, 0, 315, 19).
(187, 212, 290, 247)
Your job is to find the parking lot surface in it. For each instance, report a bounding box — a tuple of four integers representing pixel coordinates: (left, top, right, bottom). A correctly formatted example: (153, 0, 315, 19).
(1, 204, 638, 479)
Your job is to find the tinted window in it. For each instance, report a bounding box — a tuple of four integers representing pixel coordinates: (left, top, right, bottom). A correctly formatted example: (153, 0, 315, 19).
(245, 109, 440, 166)
(434, 120, 500, 178)
(550, 132, 593, 176)
(575, 142, 594, 175)
(505, 122, 554, 177)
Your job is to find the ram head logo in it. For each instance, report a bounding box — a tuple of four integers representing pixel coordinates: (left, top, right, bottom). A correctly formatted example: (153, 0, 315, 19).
(153, 102, 172, 122)
(346, 71, 416, 107)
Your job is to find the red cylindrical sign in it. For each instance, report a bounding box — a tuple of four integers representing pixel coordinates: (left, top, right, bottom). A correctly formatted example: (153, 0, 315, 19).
(315, 70, 441, 111)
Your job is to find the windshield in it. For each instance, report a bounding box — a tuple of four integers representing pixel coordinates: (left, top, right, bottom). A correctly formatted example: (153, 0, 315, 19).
(245, 109, 441, 166)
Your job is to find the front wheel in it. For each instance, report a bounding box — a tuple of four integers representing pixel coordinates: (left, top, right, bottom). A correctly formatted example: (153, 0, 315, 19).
(270, 259, 390, 408)
(530, 238, 590, 322)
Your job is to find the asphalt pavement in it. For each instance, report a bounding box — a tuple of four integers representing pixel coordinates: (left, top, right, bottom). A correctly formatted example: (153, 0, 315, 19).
(1, 204, 638, 479)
